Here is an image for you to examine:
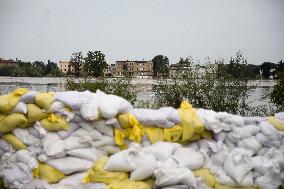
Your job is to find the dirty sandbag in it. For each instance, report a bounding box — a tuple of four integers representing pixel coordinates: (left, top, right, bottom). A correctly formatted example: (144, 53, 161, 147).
(40, 114, 69, 131)
(0, 88, 28, 113)
(12, 101, 28, 114)
(35, 92, 55, 110)
(97, 90, 133, 119)
(38, 163, 65, 183)
(27, 104, 48, 123)
(173, 147, 204, 170)
(0, 113, 28, 133)
(82, 157, 129, 184)
(47, 157, 93, 175)
(2, 133, 27, 150)
(154, 167, 197, 189)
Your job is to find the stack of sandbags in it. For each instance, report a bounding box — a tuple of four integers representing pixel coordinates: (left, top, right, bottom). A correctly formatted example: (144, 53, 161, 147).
(0, 88, 283, 189)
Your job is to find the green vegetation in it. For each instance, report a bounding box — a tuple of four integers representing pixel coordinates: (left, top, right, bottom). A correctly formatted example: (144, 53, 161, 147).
(84, 51, 108, 77)
(270, 71, 284, 111)
(0, 60, 63, 77)
(152, 55, 169, 78)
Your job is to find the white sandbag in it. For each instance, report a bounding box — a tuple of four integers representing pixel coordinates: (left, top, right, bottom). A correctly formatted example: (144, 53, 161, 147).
(34, 121, 47, 138)
(133, 108, 175, 128)
(47, 157, 93, 175)
(198, 139, 223, 153)
(12, 102, 28, 114)
(55, 91, 96, 110)
(16, 150, 38, 170)
(80, 102, 99, 121)
(0, 162, 33, 189)
(205, 147, 229, 169)
(173, 147, 204, 170)
(244, 116, 265, 125)
(237, 136, 262, 154)
(142, 142, 181, 161)
(42, 132, 66, 158)
(217, 113, 244, 127)
(256, 133, 281, 148)
(0, 139, 12, 152)
(59, 172, 86, 185)
(130, 152, 156, 181)
(97, 90, 133, 119)
(228, 125, 260, 143)
(79, 121, 94, 132)
(97, 145, 120, 154)
(58, 122, 80, 139)
(49, 101, 75, 121)
(104, 143, 142, 172)
(0, 149, 5, 157)
(20, 91, 37, 103)
(154, 167, 197, 189)
(93, 120, 114, 137)
(105, 118, 121, 129)
(67, 148, 107, 161)
(223, 148, 253, 183)
(257, 147, 270, 156)
(27, 145, 42, 155)
(12, 127, 41, 146)
(157, 157, 178, 170)
(22, 179, 52, 189)
(92, 135, 115, 147)
(159, 107, 180, 124)
(71, 128, 92, 139)
(275, 112, 284, 121)
(255, 171, 282, 189)
(37, 153, 50, 163)
(71, 114, 84, 123)
(63, 136, 91, 151)
(89, 129, 103, 140)
(214, 168, 238, 187)
(258, 121, 281, 145)
(160, 185, 189, 189)
(251, 156, 280, 175)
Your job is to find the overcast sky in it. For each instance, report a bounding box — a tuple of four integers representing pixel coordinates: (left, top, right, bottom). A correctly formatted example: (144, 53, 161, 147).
(0, 0, 283, 65)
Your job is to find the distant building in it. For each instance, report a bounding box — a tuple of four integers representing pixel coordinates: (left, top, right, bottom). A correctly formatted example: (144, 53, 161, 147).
(169, 64, 191, 78)
(0, 58, 17, 68)
(58, 61, 71, 74)
(115, 60, 153, 78)
(104, 64, 116, 77)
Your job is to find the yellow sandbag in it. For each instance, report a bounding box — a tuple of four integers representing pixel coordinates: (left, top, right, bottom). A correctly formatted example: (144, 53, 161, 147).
(35, 92, 54, 110)
(200, 129, 213, 139)
(2, 133, 27, 150)
(164, 125, 183, 142)
(38, 163, 65, 183)
(114, 128, 131, 146)
(144, 127, 164, 144)
(118, 113, 140, 129)
(27, 104, 48, 123)
(82, 157, 128, 184)
(40, 114, 68, 131)
(0, 114, 5, 122)
(107, 180, 153, 189)
(215, 183, 259, 189)
(129, 124, 144, 143)
(179, 101, 204, 142)
(33, 166, 39, 178)
(268, 116, 284, 131)
(0, 88, 28, 113)
(193, 168, 216, 188)
(0, 113, 28, 133)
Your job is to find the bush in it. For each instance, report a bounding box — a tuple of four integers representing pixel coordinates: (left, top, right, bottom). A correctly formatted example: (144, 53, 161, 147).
(270, 71, 284, 111)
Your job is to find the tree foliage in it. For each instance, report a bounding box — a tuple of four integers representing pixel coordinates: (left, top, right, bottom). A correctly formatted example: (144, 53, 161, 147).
(270, 71, 284, 111)
(152, 55, 169, 78)
(67, 51, 84, 77)
(84, 51, 108, 77)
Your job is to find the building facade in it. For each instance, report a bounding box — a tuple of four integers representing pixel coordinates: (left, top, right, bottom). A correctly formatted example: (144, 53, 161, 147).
(169, 63, 218, 78)
(0, 58, 17, 68)
(58, 61, 71, 74)
(115, 60, 153, 78)
(169, 63, 191, 78)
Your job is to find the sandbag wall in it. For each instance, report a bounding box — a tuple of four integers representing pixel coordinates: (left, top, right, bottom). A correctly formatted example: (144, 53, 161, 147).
(0, 88, 283, 189)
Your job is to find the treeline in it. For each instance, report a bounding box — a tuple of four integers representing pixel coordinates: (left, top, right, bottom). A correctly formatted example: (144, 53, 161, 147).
(0, 60, 63, 77)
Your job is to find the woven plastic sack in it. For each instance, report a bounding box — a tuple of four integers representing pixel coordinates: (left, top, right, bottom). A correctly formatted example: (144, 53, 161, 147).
(268, 116, 284, 131)
(2, 133, 27, 150)
(27, 104, 48, 123)
(193, 168, 216, 188)
(0, 113, 27, 133)
(0, 88, 28, 113)
(144, 127, 164, 144)
(40, 114, 68, 131)
(35, 92, 54, 110)
(107, 179, 153, 189)
(37, 163, 65, 183)
(214, 183, 258, 189)
(82, 157, 129, 184)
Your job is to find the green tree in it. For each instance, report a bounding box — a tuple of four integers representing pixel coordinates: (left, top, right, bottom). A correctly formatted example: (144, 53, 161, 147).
(68, 51, 84, 77)
(46, 61, 63, 77)
(178, 57, 193, 65)
(152, 55, 169, 78)
(260, 62, 276, 79)
(32, 61, 46, 76)
(270, 71, 284, 111)
(84, 51, 107, 77)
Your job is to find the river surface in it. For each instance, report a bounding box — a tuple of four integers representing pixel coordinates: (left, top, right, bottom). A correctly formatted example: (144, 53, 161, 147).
(0, 77, 277, 111)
